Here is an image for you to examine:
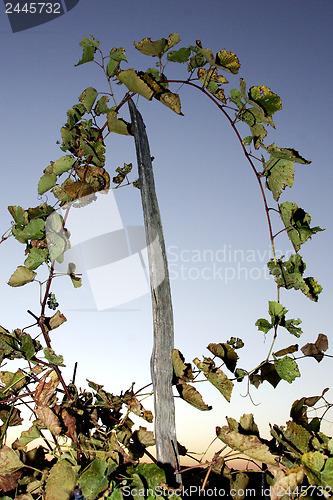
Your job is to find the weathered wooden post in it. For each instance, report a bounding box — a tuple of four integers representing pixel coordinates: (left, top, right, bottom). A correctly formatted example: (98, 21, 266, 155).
(128, 99, 181, 485)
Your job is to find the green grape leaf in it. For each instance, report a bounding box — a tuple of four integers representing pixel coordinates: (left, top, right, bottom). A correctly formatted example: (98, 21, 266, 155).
(45, 459, 78, 500)
(235, 369, 247, 382)
(43, 347, 64, 366)
(284, 318, 303, 338)
(94, 95, 110, 115)
(176, 383, 212, 411)
(269, 301, 288, 324)
(8, 206, 29, 226)
(195, 45, 216, 66)
(60, 126, 75, 151)
(65, 103, 86, 129)
(0, 370, 26, 395)
(52, 186, 73, 203)
(130, 463, 166, 490)
(165, 32, 181, 51)
(207, 343, 238, 372)
(215, 49, 241, 74)
(274, 356, 300, 384)
(302, 451, 325, 486)
(106, 47, 127, 77)
(78, 139, 105, 167)
(283, 421, 311, 454)
(229, 88, 244, 109)
(109, 46, 127, 62)
(28, 204, 54, 220)
(256, 300, 292, 335)
(279, 201, 324, 252)
(117, 69, 154, 100)
(12, 218, 45, 243)
(38, 173, 57, 195)
(167, 47, 191, 63)
(106, 59, 120, 78)
(193, 357, 233, 402)
(46, 231, 67, 262)
(250, 123, 267, 149)
(242, 135, 253, 146)
(255, 318, 273, 334)
(20, 333, 39, 359)
(113, 163, 132, 185)
(268, 254, 323, 301)
(198, 67, 228, 103)
(24, 247, 48, 270)
(52, 155, 76, 176)
(107, 110, 132, 135)
(227, 337, 244, 349)
(322, 457, 333, 490)
(263, 156, 295, 201)
(134, 37, 167, 57)
(249, 85, 282, 118)
(12, 421, 42, 449)
(188, 52, 206, 71)
(79, 458, 108, 500)
(79, 87, 98, 113)
(76, 35, 100, 66)
(134, 33, 180, 57)
(8, 266, 36, 287)
(264, 143, 311, 164)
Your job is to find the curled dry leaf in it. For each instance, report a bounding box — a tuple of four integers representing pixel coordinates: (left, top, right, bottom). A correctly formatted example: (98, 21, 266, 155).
(301, 333, 328, 362)
(216, 427, 277, 465)
(35, 406, 62, 436)
(53, 405, 77, 440)
(269, 465, 304, 500)
(34, 370, 59, 407)
(49, 311, 67, 330)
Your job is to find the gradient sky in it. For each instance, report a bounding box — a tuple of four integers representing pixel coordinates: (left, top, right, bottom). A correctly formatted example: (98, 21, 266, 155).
(1, 0, 333, 461)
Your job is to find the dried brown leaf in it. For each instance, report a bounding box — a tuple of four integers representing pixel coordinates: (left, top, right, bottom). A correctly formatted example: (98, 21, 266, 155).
(269, 465, 304, 500)
(216, 427, 277, 465)
(34, 370, 59, 407)
(301, 334, 328, 362)
(35, 407, 62, 436)
(0, 470, 22, 493)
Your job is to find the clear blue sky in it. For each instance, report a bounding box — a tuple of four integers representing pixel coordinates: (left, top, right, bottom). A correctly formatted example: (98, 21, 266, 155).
(1, 0, 332, 460)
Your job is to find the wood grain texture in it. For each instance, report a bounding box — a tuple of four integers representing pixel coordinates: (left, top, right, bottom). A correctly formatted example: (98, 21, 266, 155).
(128, 99, 181, 485)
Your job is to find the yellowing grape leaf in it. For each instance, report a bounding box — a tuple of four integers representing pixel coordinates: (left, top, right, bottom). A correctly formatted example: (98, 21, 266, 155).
(216, 427, 277, 465)
(8, 266, 36, 287)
